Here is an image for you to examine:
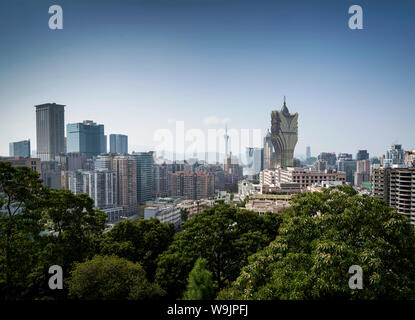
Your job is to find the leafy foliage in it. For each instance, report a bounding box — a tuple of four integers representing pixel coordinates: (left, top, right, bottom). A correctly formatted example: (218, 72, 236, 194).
(183, 258, 214, 300)
(218, 186, 415, 300)
(155, 204, 282, 298)
(99, 218, 175, 280)
(68, 255, 164, 300)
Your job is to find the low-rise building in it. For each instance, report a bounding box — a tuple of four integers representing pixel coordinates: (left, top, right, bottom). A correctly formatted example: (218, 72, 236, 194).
(144, 204, 181, 227)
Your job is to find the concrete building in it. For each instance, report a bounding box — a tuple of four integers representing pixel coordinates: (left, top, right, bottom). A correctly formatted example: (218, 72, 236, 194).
(238, 180, 261, 198)
(9, 140, 31, 158)
(306, 146, 311, 160)
(35, 103, 65, 161)
(131, 152, 154, 205)
(224, 152, 243, 185)
(404, 151, 415, 168)
(372, 167, 415, 225)
(263, 130, 276, 169)
(383, 144, 405, 168)
(270, 98, 298, 167)
(67, 120, 107, 159)
(315, 159, 328, 172)
(337, 158, 357, 185)
(0, 157, 41, 174)
(109, 134, 128, 154)
(245, 147, 263, 178)
(260, 167, 346, 191)
(41, 161, 62, 189)
(356, 150, 369, 161)
(171, 171, 214, 200)
(318, 152, 337, 169)
(57, 152, 86, 171)
(112, 155, 137, 216)
(144, 204, 181, 227)
(354, 159, 371, 187)
(153, 162, 173, 198)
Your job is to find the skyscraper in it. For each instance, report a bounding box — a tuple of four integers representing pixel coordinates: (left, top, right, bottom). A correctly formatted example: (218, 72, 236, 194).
(245, 147, 262, 177)
(110, 134, 128, 154)
(263, 129, 276, 170)
(35, 103, 65, 161)
(9, 140, 31, 158)
(112, 155, 137, 216)
(383, 144, 405, 168)
(270, 97, 298, 168)
(356, 150, 369, 161)
(131, 152, 154, 205)
(67, 120, 107, 159)
(306, 146, 311, 160)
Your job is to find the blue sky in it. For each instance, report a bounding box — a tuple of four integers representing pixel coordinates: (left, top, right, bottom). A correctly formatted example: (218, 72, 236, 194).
(0, 0, 414, 159)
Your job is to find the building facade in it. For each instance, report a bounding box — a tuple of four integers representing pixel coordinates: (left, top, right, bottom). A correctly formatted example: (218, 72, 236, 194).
(372, 167, 415, 225)
(67, 120, 107, 159)
(9, 140, 30, 158)
(112, 155, 137, 216)
(35, 103, 65, 161)
(270, 98, 298, 167)
(132, 152, 154, 205)
(109, 134, 128, 154)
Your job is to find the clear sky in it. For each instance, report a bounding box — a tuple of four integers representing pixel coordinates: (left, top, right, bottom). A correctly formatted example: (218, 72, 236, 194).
(0, 0, 414, 160)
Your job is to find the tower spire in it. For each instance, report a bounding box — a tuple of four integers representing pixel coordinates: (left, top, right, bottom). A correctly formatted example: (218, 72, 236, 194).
(283, 95, 286, 106)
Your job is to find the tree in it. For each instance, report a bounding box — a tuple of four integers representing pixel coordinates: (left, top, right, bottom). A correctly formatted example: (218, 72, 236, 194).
(68, 255, 164, 300)
(218, 186, 415, 300)
(155, 204, 282, 299)
(99, 218, 175, 280)
(180, 209, 189, 222)
(0, 162, 48, 300)
(183, 258, 214, 300)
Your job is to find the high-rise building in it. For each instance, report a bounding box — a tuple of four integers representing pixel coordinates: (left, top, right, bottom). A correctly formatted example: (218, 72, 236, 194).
(224, 152, 243, 184)
(356, 150, 369, 161)
(131, 152, 154, 205)
(318, 152, 337, 169)
(338, 153, 353, 160)
(405, 151, 415, 168)
(270, 97, 298, 167)
(372, 167, 415, 225)
(109, 134, 128, 154)
(82, 169, 118, 209)
(263, 129, 276, 170)
(315, 159, 327, 172)
(337, 158, 357, 185)
(354, 159, 371, 187)
(41, 161, 62, 189)
(9, 140, 31, 158)
(171, 171, 214, 200)
(383, 144, 405, 168)
(35, 103, 65, 161)
(112, 155, 137, 216)
(153, 162, 173, 198)
(67, 120, 107, 159)
(245, 147, 263, 178)
(57, 152, 86, 171)
(306, 146, 311, 160)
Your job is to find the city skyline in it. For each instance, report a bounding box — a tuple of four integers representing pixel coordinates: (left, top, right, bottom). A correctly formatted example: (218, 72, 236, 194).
(1, 0, 414, 157)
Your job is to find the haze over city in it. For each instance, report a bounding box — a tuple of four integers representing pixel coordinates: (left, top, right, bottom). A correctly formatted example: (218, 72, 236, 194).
(1, 0, 414, 158)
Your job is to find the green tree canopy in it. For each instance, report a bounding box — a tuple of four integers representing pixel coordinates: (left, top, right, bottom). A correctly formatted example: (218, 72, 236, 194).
(183, 258, 214, 300)
(68, 255, 164, 300)
(0, 162, 48, 300)
(218, 186, 415, 300)
(155, 204, 282, 298)
(99, 218, 175, 280)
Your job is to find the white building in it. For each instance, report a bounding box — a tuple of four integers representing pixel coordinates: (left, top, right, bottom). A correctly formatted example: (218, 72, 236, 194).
(144, 204, 181, 227)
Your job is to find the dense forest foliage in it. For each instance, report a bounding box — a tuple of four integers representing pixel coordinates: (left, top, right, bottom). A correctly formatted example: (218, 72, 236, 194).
(1, 161, 415, 300)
